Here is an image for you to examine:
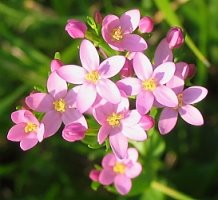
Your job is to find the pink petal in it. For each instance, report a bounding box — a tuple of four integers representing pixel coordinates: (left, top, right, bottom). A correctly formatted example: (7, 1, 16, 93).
(11, 110, 38, 124)
(76, 83, 97, 113)
(183, 86, 208, 105)
(153, 85, 178, 107)
(37, 123, 44, 142)
(102, 153, 116, 168)
(80, 39, 99, 71)
(175, 62, 189, 79)
(122, 125, 147, 141)
(116, 77, 141, 96)
(42, 110, 62, 138)
(102, 14, 119, 26)
(158, 107, 178, 135)
(109, 133, 128, 159)
(7, 123, 25, 141)
(99, 169, 115, 185)
(166, 75, 184, 94)
(57, 65, 86, 84)
(47, 71, 67, 99)
(122, 110, 141, 126)
(153, 62, 175, 84)
(179, 105, 204, 126)
(97, 79, 121, 104)
(120, 9, 140, 33)
(117, 94, 130, 113)
(114, 175, 132, 195)
(64, 86, 79, 108)
(154, 38, 173, 66)
(25, 93, 53, 112)
(125, 162, 142, 178)
(20, 138, 38, 151)
(127, 148, 138, 162)
(99, 56, 125, 78)
(98, 125, 111, 144)
(121, 34, 147, 52)
(136, 91, 154, 114)
(133, 52, 153, 80)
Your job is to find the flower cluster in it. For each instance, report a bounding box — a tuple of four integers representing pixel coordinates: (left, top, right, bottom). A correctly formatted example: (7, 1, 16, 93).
(7, 9, 207, 195)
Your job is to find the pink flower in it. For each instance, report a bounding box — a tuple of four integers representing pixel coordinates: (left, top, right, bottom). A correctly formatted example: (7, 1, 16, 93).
(65, 19, 87, 39)
(101, 9, 147, 52)
(7, 110, 44, 150)
(25, 72, 87, 138)
(138, 16, 154, 33)
(57, 39, 125, 113)
(117, 52, 178, 114)
(158, 85, 208, 134)
(93, 96, 147, 159)
(99, 148, 142, 195)
(166, 27, 184, 49)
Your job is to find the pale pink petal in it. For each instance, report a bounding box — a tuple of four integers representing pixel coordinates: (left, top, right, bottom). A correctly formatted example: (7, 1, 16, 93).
(109, 133, 128, 159)
(102, 14, 119, 26)
(80, 39, 99, 71)
(127, 148, 138, 162)
(166, 75, 184, 94)
(102, 153, 116, 168)
(153, 85, 178, 107)
(57, 65, 86, 84)
(120, 9, 140, 33)
(125, 162, 142, 178)
(77, 83, 97, 113)
(37, 123, 44, 142)
(25, 93, 53, 112)
(20, 138, 38, 151)
(122, 125, 147, 141)
(116, 77, 141, 96)
(114, 175, 132, 195)
(179, 105, 204, 126)
(175, 62, 189, 79)
(133, 52, 153, 80)
(47, 71, 67, 99)
(183, 86, 208, 105)
(99, 56, 125, 78)
(98, 125, 111, 144)
(7, 124, 25, 141)
(11, 110, 38, 124)
(154, 38, 173, 66)
(99, 169, 115, 185)
(97, 79, 121, 104)
(136, 91, 154, 114)
(64, 86, 79, 108)
(153, 62, 175, 84)
(121, 34, 147, 52)
(158, 107, 178, 135)
(117, 94, 130, 113)
(122, 110, 141, 126)
(42, 111, 62, 138)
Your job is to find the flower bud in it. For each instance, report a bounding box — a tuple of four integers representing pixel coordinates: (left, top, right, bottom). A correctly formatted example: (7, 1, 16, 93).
(89, 169, 100, 182)
(166, 27, 184, 49)
(138, 16, 154, 33)
(139, 115, 154, 131)
(50, 59, 63, 72)
(120, 59, 134, 78)
(187, 63, 197, 79)
(94, 11, 103, 24)
(65, 19, 87, 39)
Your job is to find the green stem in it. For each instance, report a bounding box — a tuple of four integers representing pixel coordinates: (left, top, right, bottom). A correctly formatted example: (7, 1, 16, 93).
(151, 181, 195, 200)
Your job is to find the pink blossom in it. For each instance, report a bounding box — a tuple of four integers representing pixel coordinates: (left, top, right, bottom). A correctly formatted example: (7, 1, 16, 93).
(138, 16, 154, 33)
(57, 39, 125, 113)
(99, 148, 142, 195)
(65, 19, 87, 39)
(25, 72, 87, 138)
(117, 52, 178, 114)
(158, 85, 208, 134)
(101, 9, 147, 52)
(93, 96, 147, 159)
(166, 27, 184, 49)
(7, 110, 44, 150)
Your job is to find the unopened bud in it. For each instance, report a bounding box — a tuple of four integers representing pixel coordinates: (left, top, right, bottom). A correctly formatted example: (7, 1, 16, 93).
(138, 16, 154, 33)
(166, 27, 184, 49)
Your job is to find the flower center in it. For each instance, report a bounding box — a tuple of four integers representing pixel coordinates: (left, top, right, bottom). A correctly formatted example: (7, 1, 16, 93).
(177, 93, 183, 108)
(53, 99, 66, 112)
(85, 71, 99, 83)
(106, 112, 123, 127)
(142, 78, 157, 91)
(113, 162, 126, 174)
(24, 122, 38, 133)
(111, 27, 123, 41)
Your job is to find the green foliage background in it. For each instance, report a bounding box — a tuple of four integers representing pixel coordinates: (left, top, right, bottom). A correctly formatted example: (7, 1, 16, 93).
(0, 0, 217, 199)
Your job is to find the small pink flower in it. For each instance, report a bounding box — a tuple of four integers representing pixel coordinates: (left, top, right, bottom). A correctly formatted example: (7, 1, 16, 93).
(166, 27, 184, 49)
(7, 110, 44, 150)
(138, 16, 154, 33)
(25, 72, 87, 138)
(65, 19, 87, 39)
(57, 39, 125, 113)
(99, 148, 142, 195)
(89, 169, 101, 182)
(102, 9, 147, 52)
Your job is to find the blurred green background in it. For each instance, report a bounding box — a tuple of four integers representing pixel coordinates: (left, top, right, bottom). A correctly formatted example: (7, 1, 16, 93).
(0, 0, 218, 199)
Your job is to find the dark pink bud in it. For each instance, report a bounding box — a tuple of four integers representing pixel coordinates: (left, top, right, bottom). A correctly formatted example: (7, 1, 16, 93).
(166, 27, 184, 49)
(94, 11, 103, 24)
(65, 19, 87, 39)
(89, 169, 101, 182)
(120, 59, 134, 78)
(50, 59, 63, 72)
(62, 123, 87, 142)
(139, 115, 154, 131)
(138, 16, 154, 33)
(187, 63, 197, 79)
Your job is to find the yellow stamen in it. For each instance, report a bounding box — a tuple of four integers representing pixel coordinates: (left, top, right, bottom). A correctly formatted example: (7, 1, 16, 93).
(142, 78, 157, 91)
(106, 113, 123, 127)
(53, 99, 66, 112)
(177, 93, 183, 108)
(24, 122, 38, 133)
(85, 71, 99, 83)
(111, 27, 123, 41)
(113, 162, 126, 174)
